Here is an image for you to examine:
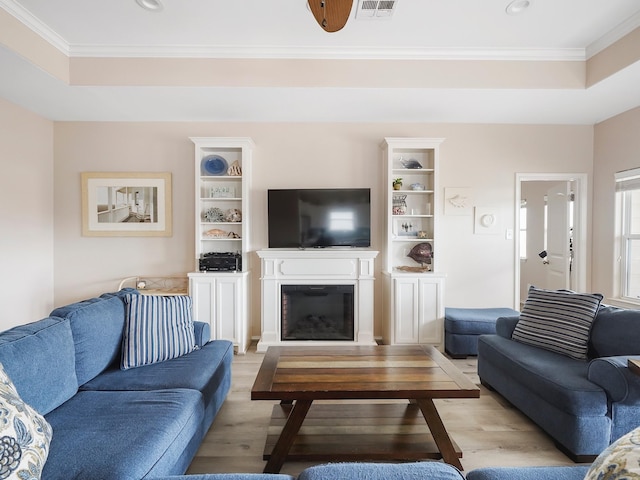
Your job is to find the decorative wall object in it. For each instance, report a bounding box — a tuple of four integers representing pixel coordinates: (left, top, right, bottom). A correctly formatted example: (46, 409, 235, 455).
(81, 172, 172, 237)
(474, 206, 501, 235)
(444, 187, 473, 215)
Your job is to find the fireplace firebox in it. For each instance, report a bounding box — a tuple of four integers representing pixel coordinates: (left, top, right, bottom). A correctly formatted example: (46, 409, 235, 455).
(281, 285, 354, 341)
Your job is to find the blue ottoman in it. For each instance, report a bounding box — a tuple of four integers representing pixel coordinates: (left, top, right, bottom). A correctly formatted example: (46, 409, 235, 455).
(445, 307, 519, 358)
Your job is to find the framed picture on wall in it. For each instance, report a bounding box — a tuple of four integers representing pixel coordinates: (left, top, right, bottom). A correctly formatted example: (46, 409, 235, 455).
(81, 172, 172, 237)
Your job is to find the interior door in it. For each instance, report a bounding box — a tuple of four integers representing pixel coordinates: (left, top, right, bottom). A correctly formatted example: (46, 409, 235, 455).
(546, 182, 572, 290)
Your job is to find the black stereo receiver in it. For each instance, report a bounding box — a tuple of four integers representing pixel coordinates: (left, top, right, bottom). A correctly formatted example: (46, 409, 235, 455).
(199, 252, 242, 272)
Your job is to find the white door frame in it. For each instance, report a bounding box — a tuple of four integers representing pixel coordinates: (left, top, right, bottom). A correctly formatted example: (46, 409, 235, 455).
(514, 173, 588, 308)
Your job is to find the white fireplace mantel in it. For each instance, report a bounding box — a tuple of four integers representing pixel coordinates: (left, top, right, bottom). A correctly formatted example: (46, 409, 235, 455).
(256, 249, 379, 352)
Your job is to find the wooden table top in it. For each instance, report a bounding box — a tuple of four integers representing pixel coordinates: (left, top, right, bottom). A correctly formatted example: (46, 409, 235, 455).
(251, 344, 480, 401)
(628, 359, 640, 375)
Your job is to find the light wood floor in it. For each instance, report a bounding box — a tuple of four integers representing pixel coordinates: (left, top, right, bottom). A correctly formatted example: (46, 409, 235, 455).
(187, 343, 576, 476)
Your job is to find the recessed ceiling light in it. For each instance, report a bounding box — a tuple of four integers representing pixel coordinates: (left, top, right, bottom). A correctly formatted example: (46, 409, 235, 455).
(505, 0, 530, 15)
(136, 0, 163, 12)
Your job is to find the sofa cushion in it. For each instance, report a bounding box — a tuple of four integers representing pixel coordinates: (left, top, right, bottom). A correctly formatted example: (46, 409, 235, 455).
(584, 425, 640, 480)
(121, 294, 197, 370)
(478, 334, 608, 416)
(466, 466, 590, 480)
(589, 305, 640, 357)
(0, 362, 53, 480)
(50, 292, 129, 385)
(298, 462, 465, 480)
(0, 317, 78, 415)
(82, 340, 233, 409)
(43, 389, 204, 480)
(512, 286, 603, 360)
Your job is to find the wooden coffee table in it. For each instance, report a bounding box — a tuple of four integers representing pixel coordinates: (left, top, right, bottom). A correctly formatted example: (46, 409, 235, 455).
(251, 344, 480, 473)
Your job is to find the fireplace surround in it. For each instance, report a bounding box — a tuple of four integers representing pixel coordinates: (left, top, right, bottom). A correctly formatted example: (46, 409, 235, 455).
(256, 249, 378, 351)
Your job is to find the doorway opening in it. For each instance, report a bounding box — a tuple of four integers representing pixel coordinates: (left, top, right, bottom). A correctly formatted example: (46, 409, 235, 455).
(515, 173, 587, 309)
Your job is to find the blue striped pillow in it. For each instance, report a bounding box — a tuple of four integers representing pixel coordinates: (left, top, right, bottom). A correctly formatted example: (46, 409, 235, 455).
(512, 286, 603, 360)
(121, 294, 197, 370)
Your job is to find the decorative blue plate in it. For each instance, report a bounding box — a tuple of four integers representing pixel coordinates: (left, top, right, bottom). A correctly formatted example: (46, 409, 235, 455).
(201, 155, 228, 176)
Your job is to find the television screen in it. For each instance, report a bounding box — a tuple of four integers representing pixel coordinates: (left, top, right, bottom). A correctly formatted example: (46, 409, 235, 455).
(268, 188, 371, 248)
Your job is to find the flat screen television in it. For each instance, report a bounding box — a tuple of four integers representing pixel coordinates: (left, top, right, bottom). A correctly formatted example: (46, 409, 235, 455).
(268, 188, 371, 248)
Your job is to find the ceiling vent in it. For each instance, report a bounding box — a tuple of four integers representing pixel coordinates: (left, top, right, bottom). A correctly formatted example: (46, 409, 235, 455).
(356, 0, 398, 19)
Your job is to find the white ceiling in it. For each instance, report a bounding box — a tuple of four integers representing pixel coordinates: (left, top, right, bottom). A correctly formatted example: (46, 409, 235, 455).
(2, 0, 640, 123)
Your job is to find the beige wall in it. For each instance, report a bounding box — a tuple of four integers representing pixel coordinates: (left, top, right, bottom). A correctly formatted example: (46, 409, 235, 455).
(592, 106, 640, 301)
(0, 97, 54, 329)
(53, 122, 594, 339)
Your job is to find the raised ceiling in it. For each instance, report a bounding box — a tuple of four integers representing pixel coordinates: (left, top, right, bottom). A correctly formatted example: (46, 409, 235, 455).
(1, 0, 640, 123)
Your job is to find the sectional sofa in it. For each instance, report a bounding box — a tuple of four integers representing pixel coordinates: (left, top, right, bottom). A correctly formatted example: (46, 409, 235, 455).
(0, 288, 234, 479)
(0, 287, 629, 480)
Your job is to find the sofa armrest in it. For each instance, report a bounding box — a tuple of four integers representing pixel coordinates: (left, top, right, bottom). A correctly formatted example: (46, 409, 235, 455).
(193, 321, 211, 346)
(588, 356, 640, 402)
(495, 315, 520, 339)
(466, 466, 590, 480)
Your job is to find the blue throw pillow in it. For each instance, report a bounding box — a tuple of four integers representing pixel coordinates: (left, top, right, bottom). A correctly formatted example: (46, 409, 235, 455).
(512, 286, 603, 360)
(121, 294, 197, 370)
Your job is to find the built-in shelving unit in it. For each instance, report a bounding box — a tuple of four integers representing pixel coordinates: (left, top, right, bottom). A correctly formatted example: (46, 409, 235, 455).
(383, 137, 442, 273)
(190, 137, 253, 269)
(188, 137, 254, 354)
(381, 137, 446, 349)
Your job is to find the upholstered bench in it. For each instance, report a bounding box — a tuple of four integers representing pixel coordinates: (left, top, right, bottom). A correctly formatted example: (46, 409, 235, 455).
(445, 307, 519, 358)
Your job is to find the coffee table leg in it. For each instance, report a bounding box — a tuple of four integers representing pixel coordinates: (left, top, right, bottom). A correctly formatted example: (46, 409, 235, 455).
(264, 399, 313, 474)
(415, 398, 463, 470)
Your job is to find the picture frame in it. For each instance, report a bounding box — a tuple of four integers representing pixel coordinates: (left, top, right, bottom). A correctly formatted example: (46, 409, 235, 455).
(81, 172, 172, 237)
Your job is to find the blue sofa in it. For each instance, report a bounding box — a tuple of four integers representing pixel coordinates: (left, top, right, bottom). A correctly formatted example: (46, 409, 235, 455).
(478, 305, 640, 462)
(151, 462, 590, 480)
(0, 288, 234, 480)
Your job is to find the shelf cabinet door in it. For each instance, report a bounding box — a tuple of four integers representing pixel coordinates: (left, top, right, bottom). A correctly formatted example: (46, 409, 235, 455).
(417, 277, 444, 345)
(393, 277, 420, 343)
(189, 272, 249, 354)
(391, 275, 444, 347)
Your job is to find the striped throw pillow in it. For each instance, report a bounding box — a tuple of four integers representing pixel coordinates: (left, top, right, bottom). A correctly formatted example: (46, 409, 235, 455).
(512, 286, 603, 360)
(121, 294, 197, 370)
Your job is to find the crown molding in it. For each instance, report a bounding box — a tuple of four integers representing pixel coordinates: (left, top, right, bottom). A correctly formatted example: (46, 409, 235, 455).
(3, 0, 634, 62)
(0, 0, 69, 54)
(586, 10, 640, 59)
(68, 44, 586, 62)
